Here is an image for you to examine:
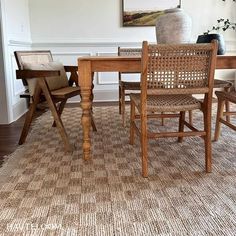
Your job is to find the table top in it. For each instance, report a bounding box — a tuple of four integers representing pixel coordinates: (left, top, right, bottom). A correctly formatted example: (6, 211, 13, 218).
(78, 55, 236, 70)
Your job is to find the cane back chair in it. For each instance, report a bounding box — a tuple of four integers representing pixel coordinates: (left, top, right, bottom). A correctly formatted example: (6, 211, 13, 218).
(15, 50, 96, 151)
(214, 86, 236, 141)
(130, 41, 218, 177)
(118, 47, 142, 126)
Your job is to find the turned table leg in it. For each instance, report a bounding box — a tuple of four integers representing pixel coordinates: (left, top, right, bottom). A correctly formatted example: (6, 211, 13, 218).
(78, 60, 92, 160)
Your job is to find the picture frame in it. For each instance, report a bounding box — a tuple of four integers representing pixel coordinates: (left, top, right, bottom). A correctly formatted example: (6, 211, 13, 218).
(122, 0, 181, 27)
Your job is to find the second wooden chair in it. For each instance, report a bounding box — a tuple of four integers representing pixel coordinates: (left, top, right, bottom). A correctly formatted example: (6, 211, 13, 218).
(214, 86, 236, 141)
(118, 47, 142, 126)
(130, 41, 218, 177)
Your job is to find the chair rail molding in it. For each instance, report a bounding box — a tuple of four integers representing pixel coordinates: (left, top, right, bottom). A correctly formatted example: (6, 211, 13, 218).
(30, 38, 236, 54)
(31, 38, 144, 48)
(8, 40, 32, 47)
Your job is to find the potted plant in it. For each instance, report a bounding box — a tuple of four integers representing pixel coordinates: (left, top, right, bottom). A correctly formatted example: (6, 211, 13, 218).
(197, 0, 236, 55)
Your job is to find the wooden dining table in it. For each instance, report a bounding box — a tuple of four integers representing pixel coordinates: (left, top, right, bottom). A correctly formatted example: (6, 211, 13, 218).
(78, 55, 236, 160)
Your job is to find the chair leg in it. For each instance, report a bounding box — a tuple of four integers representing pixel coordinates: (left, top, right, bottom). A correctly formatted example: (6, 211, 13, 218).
(130, 100, 135, 145)
(119, 85, 122, 114)
(39, 80, 71, 152)
(188, 110, 193, 126)
(225, 100, 230, 122)
(91, 115, 97, 132)
(141, 110, 148, 178)
(225, 87, 230, 122)
(52, 99, 67, 127)
(90, 75, 97, 132)
(214, 98, 225, 141)
(203, 100, 212, 173)
(19, 84, 41, 145)
(121, 87, 126, 126)
(161, 112, 164, 126)
(178, 111, 186, 143)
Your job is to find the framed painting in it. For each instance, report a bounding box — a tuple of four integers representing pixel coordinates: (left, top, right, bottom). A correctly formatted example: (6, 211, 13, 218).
(122, 0, 181, 27)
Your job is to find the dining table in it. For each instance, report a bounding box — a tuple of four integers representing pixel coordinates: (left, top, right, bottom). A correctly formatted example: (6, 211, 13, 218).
(78, 55, 236, 160)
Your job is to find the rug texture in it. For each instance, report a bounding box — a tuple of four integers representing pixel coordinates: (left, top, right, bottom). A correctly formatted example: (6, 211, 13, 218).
(0, 105, 236, 236)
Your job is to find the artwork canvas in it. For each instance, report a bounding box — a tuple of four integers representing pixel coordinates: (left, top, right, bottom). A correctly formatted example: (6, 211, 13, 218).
(122, 0, 181, 26)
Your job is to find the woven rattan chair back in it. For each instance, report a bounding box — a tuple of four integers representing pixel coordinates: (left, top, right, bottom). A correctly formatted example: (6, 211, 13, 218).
(15, 51, 53, 87)
(15, 51, 53, 69)
(118, 47, 142, 57)
(142, 43, 216, 95)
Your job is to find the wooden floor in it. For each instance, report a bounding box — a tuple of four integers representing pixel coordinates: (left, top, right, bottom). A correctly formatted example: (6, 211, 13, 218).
(0, 102, 117, 167)
(0, 115, 26, 167)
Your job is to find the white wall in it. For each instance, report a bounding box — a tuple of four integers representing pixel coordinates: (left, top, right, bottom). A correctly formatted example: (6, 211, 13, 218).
(29, 0, 156, 43)
(0, 0, 31, 124)
(184, 0, 236, 42)
(4, 0, 31, 42)
(29, 0, 236, 44)
(0, 16, 8, 124)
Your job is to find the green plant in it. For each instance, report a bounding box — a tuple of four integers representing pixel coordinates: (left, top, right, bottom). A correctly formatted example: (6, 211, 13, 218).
(204, 0, 236, 34)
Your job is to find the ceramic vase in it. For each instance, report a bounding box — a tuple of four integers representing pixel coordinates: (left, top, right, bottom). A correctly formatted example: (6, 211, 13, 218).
(156, 8, 192, 44)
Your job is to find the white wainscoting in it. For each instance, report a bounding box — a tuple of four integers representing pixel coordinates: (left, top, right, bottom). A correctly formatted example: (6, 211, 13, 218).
(32, 39, 236, 102)
(4, 39, 236, 123)
(9, 39, 233, 104)
(7, 40, 31, 122)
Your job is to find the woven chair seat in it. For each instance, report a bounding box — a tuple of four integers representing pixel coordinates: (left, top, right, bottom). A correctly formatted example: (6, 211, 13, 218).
(120, 80, 140, 90)
(215, 90, 236, 103)
(214, 79, 233, 88)
(130, 93, 201, 112)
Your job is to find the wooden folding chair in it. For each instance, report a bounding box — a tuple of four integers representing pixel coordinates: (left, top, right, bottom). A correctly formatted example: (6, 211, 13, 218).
(15, 50, 96, 151)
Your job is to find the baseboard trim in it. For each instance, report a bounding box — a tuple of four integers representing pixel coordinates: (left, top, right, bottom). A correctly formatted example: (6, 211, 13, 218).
(12, 100, 27, 123)
(68, 89, 118, 103)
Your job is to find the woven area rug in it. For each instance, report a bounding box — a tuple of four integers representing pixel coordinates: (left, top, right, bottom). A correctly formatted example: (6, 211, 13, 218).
(0, 105, 236, 236)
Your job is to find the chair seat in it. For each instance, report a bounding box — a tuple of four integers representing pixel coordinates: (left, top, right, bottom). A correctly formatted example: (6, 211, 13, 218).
(120, 81, 140, 89)
(130, 93, 201, 112)
(215, 90, 236, 103)
(51, 86, 80, 99)
(214, 79, 233, 88)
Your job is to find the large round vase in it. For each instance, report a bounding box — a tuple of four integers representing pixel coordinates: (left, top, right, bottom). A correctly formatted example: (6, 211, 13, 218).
(156, 8, 192, 44)
(196, 34, 226, 55)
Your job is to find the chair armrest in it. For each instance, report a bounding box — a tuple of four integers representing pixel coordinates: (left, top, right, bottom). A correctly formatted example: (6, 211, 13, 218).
(64, 66, 78, 73)
(16, 70, 60, 79)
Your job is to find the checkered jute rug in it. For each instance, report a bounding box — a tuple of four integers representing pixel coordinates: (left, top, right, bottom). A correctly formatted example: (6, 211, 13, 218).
(0, 105, 236, 236)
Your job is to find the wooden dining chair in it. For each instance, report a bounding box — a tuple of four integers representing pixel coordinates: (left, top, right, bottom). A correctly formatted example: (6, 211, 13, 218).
(130, 41, 218, 177)
(118, 47, 142, 126)
(15, 50, 96, 151)
(214, 86, 236, 141)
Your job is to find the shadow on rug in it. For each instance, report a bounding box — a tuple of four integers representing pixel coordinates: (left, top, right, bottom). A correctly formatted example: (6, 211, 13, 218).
(0, 106, 236, 235)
